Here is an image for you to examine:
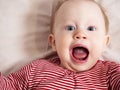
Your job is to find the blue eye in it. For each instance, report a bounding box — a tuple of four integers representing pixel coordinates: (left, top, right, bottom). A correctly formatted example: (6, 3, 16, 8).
(66, 25, 76, 31)
(87, 26, 96, 31)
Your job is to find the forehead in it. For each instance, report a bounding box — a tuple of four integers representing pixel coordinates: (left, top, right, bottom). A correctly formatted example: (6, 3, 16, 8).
(55, 0, 104, 23)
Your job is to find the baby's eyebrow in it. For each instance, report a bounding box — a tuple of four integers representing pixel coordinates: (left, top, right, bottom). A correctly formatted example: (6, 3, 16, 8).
(62, 21, 75, 26)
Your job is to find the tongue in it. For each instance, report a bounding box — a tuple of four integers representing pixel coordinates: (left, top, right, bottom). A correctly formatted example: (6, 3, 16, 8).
(73, 47, 88, 60)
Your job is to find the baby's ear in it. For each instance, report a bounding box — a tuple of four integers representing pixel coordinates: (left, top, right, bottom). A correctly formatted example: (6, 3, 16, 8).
(48, 34, 56, 51)
(103, 35, 110, 52)
(105, 35, 110, 46)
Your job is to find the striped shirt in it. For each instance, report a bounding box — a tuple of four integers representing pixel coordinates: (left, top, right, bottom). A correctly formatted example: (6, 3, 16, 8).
(0, 59, 120, 90)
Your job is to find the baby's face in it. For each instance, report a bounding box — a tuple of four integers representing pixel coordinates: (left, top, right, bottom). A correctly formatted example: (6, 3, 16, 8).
(49, 0, 109, 72)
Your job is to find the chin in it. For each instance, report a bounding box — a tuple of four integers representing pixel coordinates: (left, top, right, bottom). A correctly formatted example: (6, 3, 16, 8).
(70, 60, 97, 72)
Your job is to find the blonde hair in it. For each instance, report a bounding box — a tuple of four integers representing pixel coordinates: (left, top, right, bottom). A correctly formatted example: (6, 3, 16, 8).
(50, 0, 109, 34)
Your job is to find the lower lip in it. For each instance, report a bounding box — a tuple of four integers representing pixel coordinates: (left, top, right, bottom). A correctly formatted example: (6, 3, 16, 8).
(70, 50, 89, 64)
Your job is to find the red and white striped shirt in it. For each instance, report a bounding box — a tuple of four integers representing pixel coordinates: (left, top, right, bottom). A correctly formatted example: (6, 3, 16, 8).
(0, 59, 120, 90)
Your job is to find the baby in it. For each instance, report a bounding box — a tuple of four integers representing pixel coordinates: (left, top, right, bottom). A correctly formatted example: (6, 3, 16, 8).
(0, 0, 120, 90)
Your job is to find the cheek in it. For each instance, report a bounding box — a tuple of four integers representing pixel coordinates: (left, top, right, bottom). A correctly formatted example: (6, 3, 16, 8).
(55, 34, 72, 54)
(93, 40, 106, 57)
(55, 32, 71, 43)
(55, 35, 67, 48)
(89, 34, 105, 50)
(90, 33, 105, 44)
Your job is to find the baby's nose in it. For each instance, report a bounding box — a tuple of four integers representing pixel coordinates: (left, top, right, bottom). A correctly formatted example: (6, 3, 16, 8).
(73, 30, 87, 40)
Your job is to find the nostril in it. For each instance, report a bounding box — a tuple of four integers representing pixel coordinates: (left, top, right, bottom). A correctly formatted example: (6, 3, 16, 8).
(76, 36, 80, 39)
(83, 37, 86, 39)
(75, 36, 86, 39)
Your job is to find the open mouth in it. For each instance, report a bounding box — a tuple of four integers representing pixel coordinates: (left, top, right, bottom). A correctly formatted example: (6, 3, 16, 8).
(71, 45, 89, 62)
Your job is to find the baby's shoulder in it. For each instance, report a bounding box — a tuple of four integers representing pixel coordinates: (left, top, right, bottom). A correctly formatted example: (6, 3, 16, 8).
(98, 60, 120, 72)
(30, 59, 54, 67)
(100, 60, 119, 67)
(30, 58, 60, 70)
